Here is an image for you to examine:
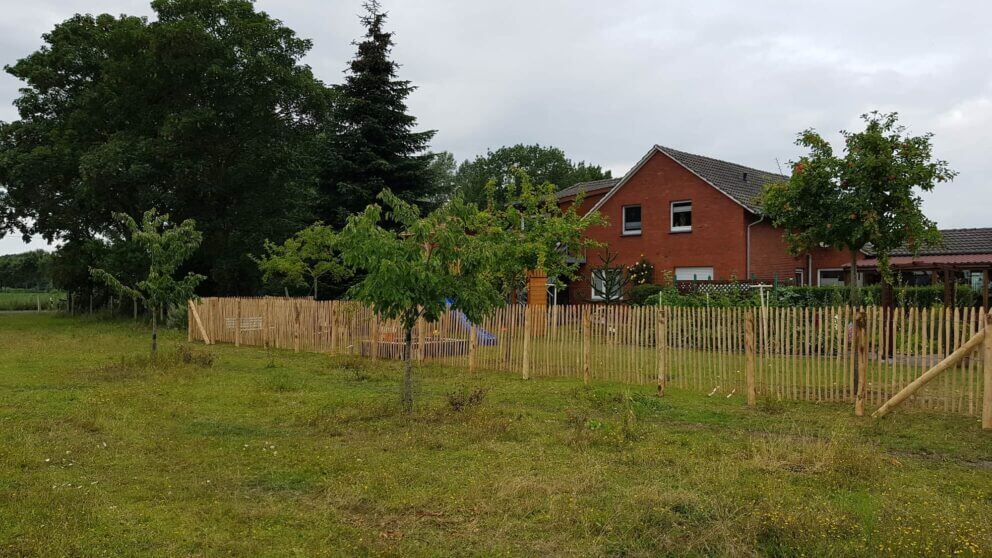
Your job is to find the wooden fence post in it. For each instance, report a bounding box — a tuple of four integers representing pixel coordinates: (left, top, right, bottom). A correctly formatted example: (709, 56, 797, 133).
(855, 310, 867, 417)
(657, 306, 667, 397)
(370, 313, 379, 361)
(235, 298, 242, 347)
(582, 306, 591, 385)
(522, 306, 531, 380)
(984, 312, 992, 430)
(746, 308, 756, 407)
(468, 323, 477, 372)
(187, 300, 193, 342)
(292, 301, 301, 353)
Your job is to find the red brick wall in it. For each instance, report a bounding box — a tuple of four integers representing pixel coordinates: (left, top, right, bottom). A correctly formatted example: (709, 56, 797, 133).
(749, 221, 853, 285)
(566, 151, 750, 302)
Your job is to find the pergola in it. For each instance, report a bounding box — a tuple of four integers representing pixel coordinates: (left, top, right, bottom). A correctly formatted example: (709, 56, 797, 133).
(849, 254, 992, 309)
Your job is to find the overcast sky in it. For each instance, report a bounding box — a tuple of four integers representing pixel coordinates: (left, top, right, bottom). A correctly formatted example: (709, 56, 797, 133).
(1, 0, 990, 255)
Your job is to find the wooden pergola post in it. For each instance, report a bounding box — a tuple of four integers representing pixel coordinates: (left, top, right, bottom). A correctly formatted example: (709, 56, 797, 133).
(983, 269, 989, 311)
(943, 268, 955, 307)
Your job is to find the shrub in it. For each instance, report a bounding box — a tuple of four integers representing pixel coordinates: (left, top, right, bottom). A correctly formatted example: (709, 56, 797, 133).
(445, 387, 488, 412)
(175, 344, 215, 367)
(628, 284, 664, 306)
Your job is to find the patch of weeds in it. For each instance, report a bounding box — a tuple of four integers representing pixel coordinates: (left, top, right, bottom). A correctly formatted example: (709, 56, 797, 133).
(262, 370, 305, 393)
(564, 388, 643, 448)
(302, 399, 402, 433)
(445, 386, 488, 412)
(175, 344, 214, 367)
(748, 427, 884, 489)
(757, 396, 786, 415)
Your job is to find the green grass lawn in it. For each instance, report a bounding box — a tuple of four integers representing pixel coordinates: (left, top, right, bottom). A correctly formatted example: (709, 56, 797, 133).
(1, 314, 990, 556)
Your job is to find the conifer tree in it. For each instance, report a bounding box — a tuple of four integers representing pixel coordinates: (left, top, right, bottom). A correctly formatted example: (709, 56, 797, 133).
(321, 1, 440, 227)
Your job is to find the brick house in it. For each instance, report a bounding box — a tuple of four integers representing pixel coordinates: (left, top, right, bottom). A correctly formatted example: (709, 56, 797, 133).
(556, 145, 853, 303)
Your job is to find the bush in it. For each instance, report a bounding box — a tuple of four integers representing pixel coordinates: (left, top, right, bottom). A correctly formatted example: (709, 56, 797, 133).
(445, 387, 488, 412)
(628, 284, 664, 306)
(636, 284, 981, 309)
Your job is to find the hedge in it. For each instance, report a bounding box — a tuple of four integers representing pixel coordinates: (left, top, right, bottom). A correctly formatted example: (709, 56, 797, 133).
(634, 284, 982, 308)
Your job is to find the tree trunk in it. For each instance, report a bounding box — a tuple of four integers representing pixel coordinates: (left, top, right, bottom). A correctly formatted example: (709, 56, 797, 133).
(151, 304, 158, 359)
(402, 326, 414, 412)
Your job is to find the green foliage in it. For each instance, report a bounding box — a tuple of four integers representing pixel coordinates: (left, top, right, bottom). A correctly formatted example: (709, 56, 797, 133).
(254, 223, 350, 299)
(760, 112, 956, 299)
(318, 3, 439, 227)
(453, 144, 612, 206)
(641, 284, 980, 308)
(0, 1, 326, 293)
(0, 250, 52, 290)
(627, 256, 654, 286)
(628, 284, 664, 306)
(89, 209, 204, 354)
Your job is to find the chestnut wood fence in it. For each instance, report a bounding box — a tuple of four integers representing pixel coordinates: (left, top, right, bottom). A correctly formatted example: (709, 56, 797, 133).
(188, 297, 989, 418)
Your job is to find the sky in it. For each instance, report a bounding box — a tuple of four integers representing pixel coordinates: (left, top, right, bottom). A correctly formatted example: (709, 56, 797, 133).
(1, 0, 990, 255)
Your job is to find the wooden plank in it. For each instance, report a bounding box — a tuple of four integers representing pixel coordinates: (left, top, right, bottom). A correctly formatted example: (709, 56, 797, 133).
(874, 328, 986, 418)
(745, 309, 756, 406)
(855, 310, 867, 416)
(984, 310, 991, 429)
(522, 306, 531, 380)
(188, 300, 211, 345)
(657, 306, 667, 396)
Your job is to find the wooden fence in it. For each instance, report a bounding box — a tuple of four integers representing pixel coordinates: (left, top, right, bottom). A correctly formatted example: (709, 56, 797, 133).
(189, 297, 989, 417)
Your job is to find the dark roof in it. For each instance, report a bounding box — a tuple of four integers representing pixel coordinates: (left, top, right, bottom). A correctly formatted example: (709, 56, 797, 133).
(655, 145, 788, 212)
(555, 177, 620, 199)
(866, 228, 992, 257)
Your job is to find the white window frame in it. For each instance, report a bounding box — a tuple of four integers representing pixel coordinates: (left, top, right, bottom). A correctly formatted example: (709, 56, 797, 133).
(670, 200, 692, 233)
(817, 268, 844, 286)
(590, 269, 624, 301)
(794, 268, 805, 286)
(674, 267, 713, 281)
(621, 204, 642, 236)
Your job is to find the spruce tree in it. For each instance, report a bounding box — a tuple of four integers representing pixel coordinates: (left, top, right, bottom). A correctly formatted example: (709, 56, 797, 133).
(321, 1, 439, 227)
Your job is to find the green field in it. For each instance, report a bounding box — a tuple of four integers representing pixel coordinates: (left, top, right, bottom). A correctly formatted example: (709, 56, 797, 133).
(0, 289, 65, 311)
(1, 314, 990, 556)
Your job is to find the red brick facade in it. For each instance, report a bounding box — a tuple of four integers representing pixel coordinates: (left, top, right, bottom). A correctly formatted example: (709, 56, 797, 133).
(562, 150, 852, 303)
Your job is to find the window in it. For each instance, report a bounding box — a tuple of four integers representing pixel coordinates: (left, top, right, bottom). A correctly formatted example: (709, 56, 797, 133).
(591, 269, 624, 301)
(674, 267, 713, 281)
(622, 205, 642, 235)
(671, 201, 692, 232)
(818, 268, 844, 286)
(794, 268, 805, 286)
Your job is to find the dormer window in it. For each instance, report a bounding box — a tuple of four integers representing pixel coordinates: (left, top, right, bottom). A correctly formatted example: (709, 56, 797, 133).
(622, 205, 642, 236)
(671, 201, 692, 233)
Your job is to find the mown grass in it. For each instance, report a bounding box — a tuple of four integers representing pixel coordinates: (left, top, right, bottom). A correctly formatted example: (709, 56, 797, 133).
(1, 314, 990, 556)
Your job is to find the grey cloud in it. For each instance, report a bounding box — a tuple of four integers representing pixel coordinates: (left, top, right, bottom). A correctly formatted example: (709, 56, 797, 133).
(1, 0, 989, 254)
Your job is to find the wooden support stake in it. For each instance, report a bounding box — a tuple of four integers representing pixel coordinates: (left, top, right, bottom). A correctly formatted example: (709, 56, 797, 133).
(188, 300, 210, 345)
(873, 327, 986, 419)
(984, 312, 992, 430)
(745, 309, 756, 407)
(855, 310, 867, 416)
(235, 298, 242, 347)
(522, 306, 531, 380)
(582, 306, 591, 385)
(657, 306, 667, 397)
(293, 302, 301, 353)
(468, 323, 477, 372)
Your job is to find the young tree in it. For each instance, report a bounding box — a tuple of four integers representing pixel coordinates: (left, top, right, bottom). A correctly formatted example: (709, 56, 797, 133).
(90, 210, 204, 357)
(0, 1, 327, 294)
(337, 185, 600, 411)
(319, 1, 440, 227)
(760, 112, 955, 304)
(254, 223, 350, 299)
(337, 191, 499, 411)
(589, 248, 630, 305)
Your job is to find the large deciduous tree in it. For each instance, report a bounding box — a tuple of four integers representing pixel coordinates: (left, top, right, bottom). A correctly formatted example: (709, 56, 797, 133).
(453, 144, 612, 207)
(0, 0, 328, 294)
(760, 112, 955, 305)
(319, 2, 440, 228)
